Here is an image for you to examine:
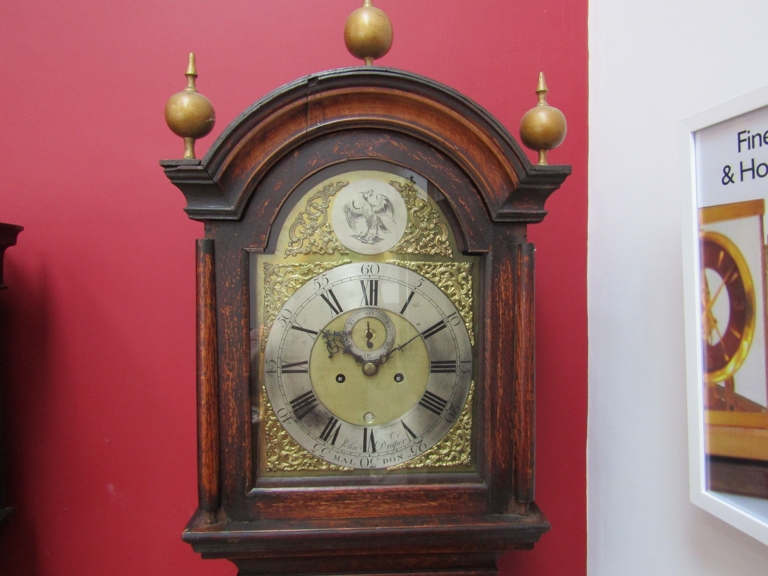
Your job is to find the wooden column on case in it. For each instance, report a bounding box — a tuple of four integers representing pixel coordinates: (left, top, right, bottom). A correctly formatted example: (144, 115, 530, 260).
(196, 239, 220, 522)
(488, 228, 537, 515)
(512, 242, 536, 508)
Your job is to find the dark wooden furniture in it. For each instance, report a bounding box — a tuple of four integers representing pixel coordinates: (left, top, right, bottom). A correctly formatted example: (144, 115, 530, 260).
(0, 222, 22, 528)
(161, 68, 570, 575)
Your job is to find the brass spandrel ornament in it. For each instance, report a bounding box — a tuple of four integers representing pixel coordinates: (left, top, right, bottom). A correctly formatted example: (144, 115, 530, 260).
(285, 181, 351, 258)
(281, 174, 453, 261)
(390, 181, 453, 257)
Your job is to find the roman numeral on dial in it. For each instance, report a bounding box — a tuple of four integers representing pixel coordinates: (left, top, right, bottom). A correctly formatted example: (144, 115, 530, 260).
(418, 390, 448, 416)
(363, 428, 376, 453)
(320, 289, 343, 316)
(319, 416, 341, 445)
(400, 290, 416, 315)
(401, 420, 418, 440)
(421, 318, 448, 340)
(291, 325, 318, 337)
(289, 390, 318, 420)
(430, 360, 457, 373)
(361, 279, 379, 306)
(281, 360, 308, 373)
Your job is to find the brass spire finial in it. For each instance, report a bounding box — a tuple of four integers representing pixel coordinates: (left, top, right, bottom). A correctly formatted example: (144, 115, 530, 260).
(164, 53, 216, 159)
(519, 72, 567, 165)
(344, 0, 393, 66)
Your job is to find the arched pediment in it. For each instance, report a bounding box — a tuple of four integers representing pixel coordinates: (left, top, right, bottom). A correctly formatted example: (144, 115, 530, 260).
(161, 68, 570, 246)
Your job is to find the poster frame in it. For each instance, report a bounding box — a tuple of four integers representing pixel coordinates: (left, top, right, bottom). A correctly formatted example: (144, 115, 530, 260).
(681, 84, 768, 546)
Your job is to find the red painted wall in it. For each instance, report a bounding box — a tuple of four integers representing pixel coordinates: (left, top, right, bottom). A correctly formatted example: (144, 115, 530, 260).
(0, 1, 586, 574)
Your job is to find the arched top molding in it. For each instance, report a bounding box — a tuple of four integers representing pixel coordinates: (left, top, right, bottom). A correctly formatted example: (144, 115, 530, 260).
(161, 67, 570, 226)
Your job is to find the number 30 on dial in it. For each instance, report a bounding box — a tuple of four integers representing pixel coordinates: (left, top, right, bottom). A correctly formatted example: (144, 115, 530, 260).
(263, 262, 473, 469)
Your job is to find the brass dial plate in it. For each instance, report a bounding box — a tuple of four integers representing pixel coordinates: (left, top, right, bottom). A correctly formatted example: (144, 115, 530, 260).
(263, 262, 473, 469)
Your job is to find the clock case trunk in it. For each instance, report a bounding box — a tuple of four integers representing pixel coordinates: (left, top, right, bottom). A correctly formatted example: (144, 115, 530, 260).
(161, 68, 570, 575)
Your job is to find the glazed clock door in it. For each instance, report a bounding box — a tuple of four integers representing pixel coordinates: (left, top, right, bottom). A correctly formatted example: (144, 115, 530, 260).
(253, 162, 477, 476)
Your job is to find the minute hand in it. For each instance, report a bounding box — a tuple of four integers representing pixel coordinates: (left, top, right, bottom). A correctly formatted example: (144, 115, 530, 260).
(390, 314, 455, 355)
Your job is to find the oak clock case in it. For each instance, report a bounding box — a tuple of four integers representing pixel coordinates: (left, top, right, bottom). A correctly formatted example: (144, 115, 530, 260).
(161, 68, 571, 576)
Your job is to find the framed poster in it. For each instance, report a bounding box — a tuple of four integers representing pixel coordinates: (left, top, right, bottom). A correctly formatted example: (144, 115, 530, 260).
(682, 85, 768, 546)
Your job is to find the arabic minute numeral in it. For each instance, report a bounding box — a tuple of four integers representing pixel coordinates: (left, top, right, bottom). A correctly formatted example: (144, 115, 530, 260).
(312, 274, 329, 291)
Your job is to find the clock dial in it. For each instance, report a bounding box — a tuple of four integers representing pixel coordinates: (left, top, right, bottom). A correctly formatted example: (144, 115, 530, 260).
(700, 230, 756, 383)
(263, 262, 472, 469)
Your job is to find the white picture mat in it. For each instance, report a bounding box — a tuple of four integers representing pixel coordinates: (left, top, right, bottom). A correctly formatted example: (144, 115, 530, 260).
(681, 83, 768, 546)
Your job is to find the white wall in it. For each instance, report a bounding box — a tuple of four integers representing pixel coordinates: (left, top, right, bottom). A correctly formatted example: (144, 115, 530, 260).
(589, 1, 768, 573)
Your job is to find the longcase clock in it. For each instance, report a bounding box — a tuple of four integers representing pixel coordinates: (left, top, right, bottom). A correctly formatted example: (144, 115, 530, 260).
(160, 6, 570, 574)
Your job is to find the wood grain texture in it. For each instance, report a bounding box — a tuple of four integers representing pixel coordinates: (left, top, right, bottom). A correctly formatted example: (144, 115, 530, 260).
(512, 243, 536, 507)
(196, 239, 220, 520)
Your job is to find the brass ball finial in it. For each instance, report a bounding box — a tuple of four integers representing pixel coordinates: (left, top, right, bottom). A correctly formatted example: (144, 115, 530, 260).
(519, 72, 567, 166)
(164, 53, 216, 159)
(344, 0, 393, 66)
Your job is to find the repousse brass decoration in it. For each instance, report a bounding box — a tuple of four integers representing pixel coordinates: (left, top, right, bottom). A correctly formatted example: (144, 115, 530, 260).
(285, 181, 350, 257)
(344, 0, 393, 66)
(388, 260, 475, 345)
(262, 389, 352, 472)
(261, 260, 351, 350)
(164, 53, 216, 160)
(519, 72, 567, 166)
(390, 383, 474, 470)
(390, 181, 452, 257)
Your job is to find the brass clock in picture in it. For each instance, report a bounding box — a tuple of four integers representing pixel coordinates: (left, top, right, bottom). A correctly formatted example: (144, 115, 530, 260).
(700, 230, 756, 384)
(160, 4, 571, 574)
